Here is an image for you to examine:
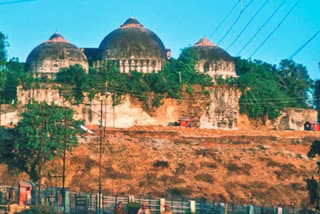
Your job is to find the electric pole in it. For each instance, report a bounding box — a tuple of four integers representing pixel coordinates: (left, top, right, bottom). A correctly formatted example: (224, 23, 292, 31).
(98, 99, 103, 214)
(62, 106, 67, 214)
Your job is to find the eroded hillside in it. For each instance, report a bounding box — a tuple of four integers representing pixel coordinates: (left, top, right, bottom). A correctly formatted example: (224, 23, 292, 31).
(1, 125, 319, 207)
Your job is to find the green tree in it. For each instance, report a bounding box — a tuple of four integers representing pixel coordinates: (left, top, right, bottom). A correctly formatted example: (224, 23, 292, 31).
(0, 102, 83, 186)
(235, 58, 287, 122)
(276, 59, 313, 108)
(307, 140, 320, 209)
(2, 58, 28, 103)
(56, 64, 90, 104)
(0, 32, 29, 104)
(56, 48, 213, 109)
(0, 32, 7, 68)
(0, 32, 7, 102)
(314, 80, 320, 122)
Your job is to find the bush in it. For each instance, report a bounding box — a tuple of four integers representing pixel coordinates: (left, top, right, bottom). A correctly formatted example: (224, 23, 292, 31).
(195, 173, 214, 183)
(153, 160, 169, 168)
(200, 162, 217, 169)
(226, 162, 251, 175)
(20, 206, 58, 214)
(166, 187, 192, 198)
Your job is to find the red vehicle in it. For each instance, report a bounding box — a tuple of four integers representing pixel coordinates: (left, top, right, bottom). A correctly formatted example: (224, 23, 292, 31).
(177, 117, 192, 127)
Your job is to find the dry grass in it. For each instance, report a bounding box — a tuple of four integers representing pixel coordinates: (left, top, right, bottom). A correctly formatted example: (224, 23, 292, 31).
(0, 126, 318, 207)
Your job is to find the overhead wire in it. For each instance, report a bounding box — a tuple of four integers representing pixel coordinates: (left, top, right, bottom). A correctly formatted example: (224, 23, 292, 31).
(226, 0, 269, 51)
(217, 0, 255, 46)
(237, 0, 287, 55)
(289, 30, 319, 59)
(2, 85, 318, 105)
(249, 0, 300, 58)
(0, 0, 34, 5)
(208, 1, 240, 39)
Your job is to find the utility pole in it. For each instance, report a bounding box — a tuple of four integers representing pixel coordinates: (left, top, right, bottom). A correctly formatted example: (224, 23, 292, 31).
(38, 105, 44, 205)
(62, 107, 67, 214)
(0, 103, 2, 126)
(98, 99, 103, 214)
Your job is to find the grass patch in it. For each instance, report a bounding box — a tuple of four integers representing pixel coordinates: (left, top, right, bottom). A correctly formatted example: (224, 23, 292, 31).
(200, 162, 218, 169)
(153, 160, 169, 168)
(166, 187, 192, 198)
(195, 173, 214, 183)
(226, 162, 252, 175)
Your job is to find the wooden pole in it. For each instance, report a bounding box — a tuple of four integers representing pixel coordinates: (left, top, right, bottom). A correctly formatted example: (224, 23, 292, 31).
(62, 107, 67, 214)
(98, 100, 103, 214)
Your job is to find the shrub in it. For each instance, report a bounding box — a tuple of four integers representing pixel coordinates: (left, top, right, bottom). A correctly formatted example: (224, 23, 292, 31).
(195, 173, 214, 183)
(166, 187, 192, 197)
(153, 160, 169, 168)
(226, 162, 252, 175)
(200, 162, 217, 169)
(21, 205, 58, 214)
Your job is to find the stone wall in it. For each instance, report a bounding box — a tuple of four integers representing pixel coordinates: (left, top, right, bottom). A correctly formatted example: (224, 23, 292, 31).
(271, 108, 318, 131)
(0, 105, 19, 127)
(93, 59, 163, 73)
(4, 85, 241, 130)
(196, 59, 237, 79)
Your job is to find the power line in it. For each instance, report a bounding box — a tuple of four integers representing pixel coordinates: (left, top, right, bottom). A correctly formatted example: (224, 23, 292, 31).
(209, 1, 240, 39)
(3, 85, 318, 105)
(289, 30, 319, 59)
(226, 0, 269, 51)
(217, 0, 255, 46)
(249, 0, 300, 58)
(0, 0, 34, 5)
(237, 0, 287, 55)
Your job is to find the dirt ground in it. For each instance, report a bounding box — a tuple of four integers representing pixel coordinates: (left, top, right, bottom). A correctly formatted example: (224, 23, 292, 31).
(1, 117, 319, 208)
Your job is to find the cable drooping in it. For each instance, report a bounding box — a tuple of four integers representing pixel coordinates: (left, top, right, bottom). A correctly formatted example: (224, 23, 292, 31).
(226, 0, 269, 51)
(209, 1, 240, 39)
(289, 30, 319, 59)
(217, 0, 255, 46)
(237, 0, 287, 55)
(249, 0, 300, 58)
(0, 0, 34, 5)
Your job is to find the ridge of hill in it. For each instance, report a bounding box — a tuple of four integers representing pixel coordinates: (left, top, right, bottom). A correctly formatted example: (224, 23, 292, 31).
(1, 124, 319, 207)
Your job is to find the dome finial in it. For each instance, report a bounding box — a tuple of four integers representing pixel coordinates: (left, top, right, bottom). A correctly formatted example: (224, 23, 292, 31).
(47, 32, 69, 43)
(120, 17, 144, 28)
(194, 37, 215, 47)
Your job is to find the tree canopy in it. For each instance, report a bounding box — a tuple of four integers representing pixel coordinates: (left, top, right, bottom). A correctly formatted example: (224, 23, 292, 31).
(56, 48, 213, 109)
(235, 57, 314, 122)
(0, 102, 83, 182)
(275, 59, 313, 108)
(314, 80, 320, 122)
(0, 32, 29, 104)
(307, 140, 320, 208)
(235, 58, 288, 121)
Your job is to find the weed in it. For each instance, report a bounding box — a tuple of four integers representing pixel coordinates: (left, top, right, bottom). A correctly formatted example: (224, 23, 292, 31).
(200, 162, 218, 169)
(195, 173, 214, 183)
(153, 160, 169, 168)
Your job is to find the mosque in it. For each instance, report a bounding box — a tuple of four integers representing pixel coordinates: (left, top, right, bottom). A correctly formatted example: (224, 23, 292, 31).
(2, 17, 316, 130)
(15, 17, 241, 130)
(25, 17, 237, 80)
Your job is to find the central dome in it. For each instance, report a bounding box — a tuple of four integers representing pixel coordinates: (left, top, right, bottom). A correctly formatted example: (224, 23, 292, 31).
(99, 17, 166, 60)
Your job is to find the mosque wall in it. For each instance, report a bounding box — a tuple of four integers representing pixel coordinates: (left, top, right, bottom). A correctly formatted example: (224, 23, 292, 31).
(271, 108, 318, 131)
(2, 86, 241, 130)
(92, 59, 164, 73)
(196, 60, 237, 79)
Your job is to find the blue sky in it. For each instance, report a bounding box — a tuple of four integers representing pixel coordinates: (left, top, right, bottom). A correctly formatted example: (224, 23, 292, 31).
(0, 0, 319, 79)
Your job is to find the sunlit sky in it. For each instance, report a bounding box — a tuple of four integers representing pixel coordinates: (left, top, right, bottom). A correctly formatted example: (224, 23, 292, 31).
(0, 0, 319, 79)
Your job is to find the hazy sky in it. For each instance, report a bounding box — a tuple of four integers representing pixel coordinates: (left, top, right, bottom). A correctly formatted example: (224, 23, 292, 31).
(0, 0, 319, 79)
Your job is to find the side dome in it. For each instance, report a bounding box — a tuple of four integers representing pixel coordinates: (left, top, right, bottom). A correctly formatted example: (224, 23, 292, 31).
(26, 33, 89, 78)
(191, 37, 237, 79)
(99, 17, 166, 60)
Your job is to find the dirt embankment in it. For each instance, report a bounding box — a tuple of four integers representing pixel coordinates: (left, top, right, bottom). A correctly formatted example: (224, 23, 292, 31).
(1, 125, 319, 207)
